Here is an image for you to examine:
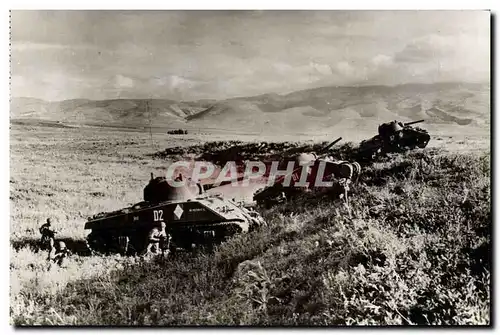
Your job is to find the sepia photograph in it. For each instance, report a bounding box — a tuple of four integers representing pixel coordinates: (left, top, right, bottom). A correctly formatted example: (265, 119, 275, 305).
(9, 9, 491, 326)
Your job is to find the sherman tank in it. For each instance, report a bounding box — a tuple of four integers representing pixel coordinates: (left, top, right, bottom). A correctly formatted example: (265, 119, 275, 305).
(253, 137, 362, 208)
(357, 119, 430, 160)
(84, 173, 265, 255)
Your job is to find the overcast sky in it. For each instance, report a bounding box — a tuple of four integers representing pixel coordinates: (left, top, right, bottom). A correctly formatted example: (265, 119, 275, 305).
(11, 10, 490, 101)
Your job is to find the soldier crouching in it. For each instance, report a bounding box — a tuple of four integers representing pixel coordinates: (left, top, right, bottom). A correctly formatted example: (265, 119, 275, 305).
(47, 241, 72, 270)
(141, 222, 171, 258)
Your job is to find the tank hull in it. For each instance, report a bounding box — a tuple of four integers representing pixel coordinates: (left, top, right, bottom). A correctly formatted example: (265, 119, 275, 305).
(253, 158, 361, 208)
(84, 194, 264, 255)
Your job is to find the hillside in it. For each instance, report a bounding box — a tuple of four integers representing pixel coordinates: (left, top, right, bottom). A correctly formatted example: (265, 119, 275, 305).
(9, 98, 208, 129)
(10, 142, 491, 325)
(187, 82, 489, 135)
(10, 82, 490, 135)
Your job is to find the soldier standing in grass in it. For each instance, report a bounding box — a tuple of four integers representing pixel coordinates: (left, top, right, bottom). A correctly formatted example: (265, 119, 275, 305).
(39, 218, 57, 250)
(39, 218, 52, 234)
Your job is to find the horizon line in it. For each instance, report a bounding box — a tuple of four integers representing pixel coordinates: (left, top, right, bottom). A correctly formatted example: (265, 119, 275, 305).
(10, 80, 490, 104)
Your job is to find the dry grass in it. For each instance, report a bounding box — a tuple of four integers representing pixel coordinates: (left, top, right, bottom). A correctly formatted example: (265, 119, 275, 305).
(9, 124, 491, 326)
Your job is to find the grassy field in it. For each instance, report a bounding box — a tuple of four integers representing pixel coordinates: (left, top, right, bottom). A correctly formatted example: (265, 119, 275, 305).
(9, 124, 491, 326)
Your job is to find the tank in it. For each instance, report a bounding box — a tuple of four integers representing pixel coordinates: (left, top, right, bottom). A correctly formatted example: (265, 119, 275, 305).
(398, 120, 431, 149)
(358, 120, 430, 160)
(84, 174, 266, 255)
(252, 138, 362, 208)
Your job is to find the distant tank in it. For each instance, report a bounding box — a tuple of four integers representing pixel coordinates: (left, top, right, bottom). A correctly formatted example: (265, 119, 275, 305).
(253, 137, 362, 208)
(358, 120, 430, 160)
(167, 129, 188, 135)
(84, 173, 265, 255)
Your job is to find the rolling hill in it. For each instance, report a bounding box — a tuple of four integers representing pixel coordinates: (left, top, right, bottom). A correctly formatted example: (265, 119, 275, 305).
(10, 82, 490, 136)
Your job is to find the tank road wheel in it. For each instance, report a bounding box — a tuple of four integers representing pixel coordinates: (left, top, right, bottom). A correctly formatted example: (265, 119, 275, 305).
(117, 236, 130, 256)
(85, 231, 110, 256)
(219, 222, 244, 243)
(167, 228, 197, 252)
(122, 231, 148, 256)
(193, 230, 217, 253)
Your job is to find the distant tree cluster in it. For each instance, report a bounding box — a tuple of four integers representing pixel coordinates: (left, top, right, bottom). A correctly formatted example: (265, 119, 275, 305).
(167, 129, 188, 135)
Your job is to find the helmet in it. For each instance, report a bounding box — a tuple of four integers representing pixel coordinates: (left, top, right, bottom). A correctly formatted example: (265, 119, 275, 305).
(160, 221, 166, 229)
(46, 218, 52, 224)
(58, 241, 66, 250)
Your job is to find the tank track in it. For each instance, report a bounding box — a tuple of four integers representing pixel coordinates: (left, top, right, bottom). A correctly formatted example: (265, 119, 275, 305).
(84, 220, 252, 256)
(165, 220, 251, 253)
(84, 233, 107, 256)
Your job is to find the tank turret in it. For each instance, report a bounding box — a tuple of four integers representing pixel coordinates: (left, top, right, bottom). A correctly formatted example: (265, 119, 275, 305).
(143, 173, 201, 203)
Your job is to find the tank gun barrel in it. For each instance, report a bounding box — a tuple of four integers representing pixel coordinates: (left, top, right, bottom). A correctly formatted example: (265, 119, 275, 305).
(320, 137, 342, 154)
(404, 119, 424, 126)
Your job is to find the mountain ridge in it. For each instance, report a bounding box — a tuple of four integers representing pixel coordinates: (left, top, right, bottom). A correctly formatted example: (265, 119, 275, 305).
(10, 82, 490, 134)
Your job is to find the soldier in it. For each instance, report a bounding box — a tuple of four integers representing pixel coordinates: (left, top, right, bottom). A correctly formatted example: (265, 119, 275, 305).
(39, 218, 51, 234)
(160, 228, 172, 258)
(39, 218, 56, 250)
(47, 241, 71, 270)
(141, 222, 168, 256)
(53, 241, 72, 267)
